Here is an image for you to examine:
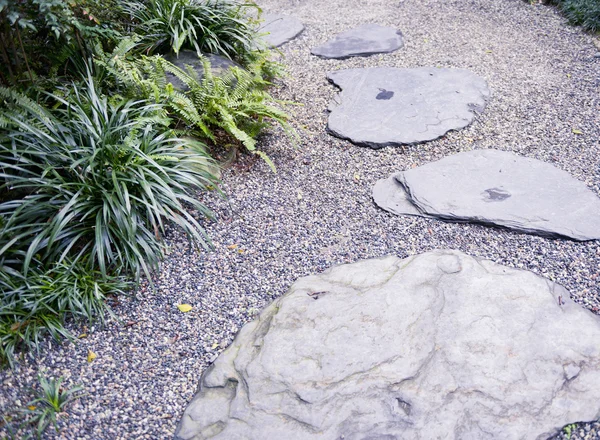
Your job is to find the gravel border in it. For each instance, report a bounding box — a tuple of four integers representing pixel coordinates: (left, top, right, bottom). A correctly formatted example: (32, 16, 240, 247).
(1, 0, 599, 438)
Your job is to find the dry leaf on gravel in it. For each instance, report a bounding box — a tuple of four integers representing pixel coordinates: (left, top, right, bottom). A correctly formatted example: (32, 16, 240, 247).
(87, 351, 97, 363)
(177, 304, 193, 313)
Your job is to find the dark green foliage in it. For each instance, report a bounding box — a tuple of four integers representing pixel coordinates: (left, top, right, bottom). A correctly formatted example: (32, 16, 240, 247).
(0, 0, 289, 368)
(0, 0, 123, 87)
(0, 260, 130, 367)
(536, 0, 600, 33)
(123, 0, 259, 61)
(0, 77, 218, 279)
(557, 0, 600, 32)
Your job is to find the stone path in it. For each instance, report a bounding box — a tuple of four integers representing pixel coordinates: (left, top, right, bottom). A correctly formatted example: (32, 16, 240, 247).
(1, 0, 599, 439)
(176, 3, 600, 438)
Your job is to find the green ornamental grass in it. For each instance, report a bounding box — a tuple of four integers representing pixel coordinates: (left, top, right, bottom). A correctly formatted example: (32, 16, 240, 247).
(124, 0, 259, 61)
(0, 76, 218, 280)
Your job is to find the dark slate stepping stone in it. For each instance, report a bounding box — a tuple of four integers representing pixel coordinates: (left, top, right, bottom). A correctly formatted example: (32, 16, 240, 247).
(163, 51, 242, 90)
(175, 250, 600, 439)
(260, 14, 304, 48)
(327, 67, 490, 148)
(311, 23, 403, 59)
(373, 149, 600, 241)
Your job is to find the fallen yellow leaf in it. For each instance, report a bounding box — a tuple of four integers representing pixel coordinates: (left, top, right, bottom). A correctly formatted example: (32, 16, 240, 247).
(87, 350, 97, 363)
(177, 304, 193, 313)
(572, 128, 583, 135)
(237, 249, 245, 254)
(28, 405, 36, 411)
(211, 342, 219, 349)
(227, 244, 238, 250)
(78, 333, 87, 339)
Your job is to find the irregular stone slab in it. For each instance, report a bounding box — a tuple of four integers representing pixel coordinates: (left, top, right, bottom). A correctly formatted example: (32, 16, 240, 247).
(311, 23, 403, 59)
(327, 67, 490, 148)
(175, 250, 600, 439)
(164, 51, 241, 91)
(259, 14, 304, 48)
(373, 150, 600, 240)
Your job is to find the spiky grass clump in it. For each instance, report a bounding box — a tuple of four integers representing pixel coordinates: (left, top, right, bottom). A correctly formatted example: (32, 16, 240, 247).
(0, 77, 218, 279)
(0, 260, 131, 368)
(123, 0, 259, 61)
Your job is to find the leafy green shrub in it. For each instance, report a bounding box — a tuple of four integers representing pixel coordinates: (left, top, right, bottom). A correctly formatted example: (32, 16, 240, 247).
(123, 0, 259, 61)
(99, 45, 294, 171)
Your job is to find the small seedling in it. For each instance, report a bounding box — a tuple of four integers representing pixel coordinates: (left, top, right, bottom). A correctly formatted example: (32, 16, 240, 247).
(563, 423, 577, 439)
(24, 374, 84, 438)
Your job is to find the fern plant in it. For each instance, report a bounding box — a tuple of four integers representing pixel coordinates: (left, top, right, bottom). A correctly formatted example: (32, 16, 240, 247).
(98, 45, 295, 171)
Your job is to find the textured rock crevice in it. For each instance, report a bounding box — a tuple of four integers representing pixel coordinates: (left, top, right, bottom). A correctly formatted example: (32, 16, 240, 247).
(176, 250, 600, 439)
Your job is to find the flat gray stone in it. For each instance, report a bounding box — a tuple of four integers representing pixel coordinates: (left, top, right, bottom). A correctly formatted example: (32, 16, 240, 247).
(327, 67, 490, 148)
(259, 14, 304, 47)
(164, 51, 241, 90)
(175, 250, 600, 439)
(311, 23, 403, 59)
(373, 150, 600, 241)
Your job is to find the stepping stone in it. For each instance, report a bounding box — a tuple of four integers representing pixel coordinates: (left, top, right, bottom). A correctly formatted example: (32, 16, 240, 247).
(163, 51, 242, 91)
(327, 67, 490, 148)
(259, 14, 304, 48)
(373, 150, 600, 241)
(311, 23, 403, 59)
(175, 250, 600, 439)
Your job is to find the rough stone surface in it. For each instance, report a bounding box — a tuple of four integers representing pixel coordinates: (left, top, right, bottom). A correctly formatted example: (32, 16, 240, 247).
(311, 23, 403, 58)
(327, 67, 490, 148)
(373, 150, 600, 241)
(164, 51, 241, 90)
(259, 14, 304, 47)
(175, 250, 600, 440)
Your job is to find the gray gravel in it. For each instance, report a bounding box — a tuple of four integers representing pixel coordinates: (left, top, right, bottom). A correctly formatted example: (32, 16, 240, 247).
(1, 0, 599, 438)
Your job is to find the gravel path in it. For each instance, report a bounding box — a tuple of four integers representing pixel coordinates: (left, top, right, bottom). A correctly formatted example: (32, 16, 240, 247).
(2, 0, 599, 438)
